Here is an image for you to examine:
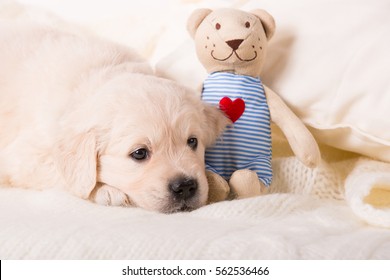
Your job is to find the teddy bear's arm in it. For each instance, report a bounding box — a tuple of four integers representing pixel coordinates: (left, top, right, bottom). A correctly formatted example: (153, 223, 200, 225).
(264, 85, 321, 168)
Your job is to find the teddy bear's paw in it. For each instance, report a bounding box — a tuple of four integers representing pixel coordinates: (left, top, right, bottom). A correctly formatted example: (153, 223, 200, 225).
(206, 170, 230, 203)
(90, 183, 131, 207)
(229, 169, 266, 199)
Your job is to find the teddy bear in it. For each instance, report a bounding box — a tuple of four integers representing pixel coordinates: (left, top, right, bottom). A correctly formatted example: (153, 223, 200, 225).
(187, 8, 321, 202)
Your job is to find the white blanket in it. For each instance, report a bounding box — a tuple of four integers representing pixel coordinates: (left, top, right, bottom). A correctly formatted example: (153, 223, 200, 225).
(1, 0, 390, 259)
(1, 184, 389, 259)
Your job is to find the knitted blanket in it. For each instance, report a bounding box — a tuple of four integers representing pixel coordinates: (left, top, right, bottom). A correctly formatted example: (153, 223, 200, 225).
(271, 133, 390, 229)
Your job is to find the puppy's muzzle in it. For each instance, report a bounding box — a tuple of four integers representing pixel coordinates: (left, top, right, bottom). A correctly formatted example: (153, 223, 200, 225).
(169, 176, 198, 200)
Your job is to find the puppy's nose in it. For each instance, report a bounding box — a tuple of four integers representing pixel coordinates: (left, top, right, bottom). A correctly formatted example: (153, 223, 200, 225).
(226, 39, 244, 51)
(169, 176, 198, 200)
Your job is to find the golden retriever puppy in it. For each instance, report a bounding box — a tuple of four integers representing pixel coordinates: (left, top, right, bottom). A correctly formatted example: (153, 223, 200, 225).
(0, 22, 229, 213)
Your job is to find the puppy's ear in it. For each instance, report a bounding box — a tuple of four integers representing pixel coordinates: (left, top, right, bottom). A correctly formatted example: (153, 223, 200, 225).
(202, 105, 231, 146)
(55, 131, 97, 199)
(187, 8, 212, 38)
(251, 9, 276, 40)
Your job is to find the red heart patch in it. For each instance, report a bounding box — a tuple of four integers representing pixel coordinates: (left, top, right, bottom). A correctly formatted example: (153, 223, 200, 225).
(219, 97, 245, 123)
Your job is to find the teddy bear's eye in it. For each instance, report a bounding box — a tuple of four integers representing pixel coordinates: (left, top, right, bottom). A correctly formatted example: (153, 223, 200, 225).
(245, 21, 250, 28)
(215, 23, 221, 30)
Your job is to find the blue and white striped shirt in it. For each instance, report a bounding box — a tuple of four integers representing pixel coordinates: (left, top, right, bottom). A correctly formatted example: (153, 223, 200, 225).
(202, 72, 272, 187)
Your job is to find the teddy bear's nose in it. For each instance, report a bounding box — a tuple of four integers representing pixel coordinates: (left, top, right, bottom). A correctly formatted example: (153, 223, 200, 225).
(226, 39, 244, 51)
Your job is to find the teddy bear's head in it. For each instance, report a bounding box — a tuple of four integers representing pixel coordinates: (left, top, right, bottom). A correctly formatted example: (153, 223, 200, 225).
(187, 8, 275, 77)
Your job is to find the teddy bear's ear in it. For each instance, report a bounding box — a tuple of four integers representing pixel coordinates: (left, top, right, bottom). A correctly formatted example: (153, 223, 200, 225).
(251, 9, 276, 40)
(187, 8, 212, 38)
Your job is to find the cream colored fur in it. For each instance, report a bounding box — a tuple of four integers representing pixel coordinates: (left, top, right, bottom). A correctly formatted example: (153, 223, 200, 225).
(0, 22, 228, 213)
(187, 8, 321, 200)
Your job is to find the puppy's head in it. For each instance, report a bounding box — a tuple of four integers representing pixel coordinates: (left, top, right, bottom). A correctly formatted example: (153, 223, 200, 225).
(55, 74, 229, 213)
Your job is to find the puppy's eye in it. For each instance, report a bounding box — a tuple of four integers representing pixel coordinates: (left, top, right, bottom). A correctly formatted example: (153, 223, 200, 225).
(245, 21, 251, 28)
(130, 148, 149, 161)
(215, 23, 221, 30)
(187, 137, 198, 151)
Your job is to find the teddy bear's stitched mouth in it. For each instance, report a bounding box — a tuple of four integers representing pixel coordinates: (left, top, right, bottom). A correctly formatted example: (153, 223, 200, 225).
(211, 50, 257, 62)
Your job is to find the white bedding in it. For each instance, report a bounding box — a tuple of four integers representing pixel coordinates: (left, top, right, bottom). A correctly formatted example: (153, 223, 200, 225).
(1, 186, 389, 259)
(1, 0, 390, 259)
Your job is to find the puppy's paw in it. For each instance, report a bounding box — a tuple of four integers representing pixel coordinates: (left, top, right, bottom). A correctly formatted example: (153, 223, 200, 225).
(90, 184, 131, 207)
